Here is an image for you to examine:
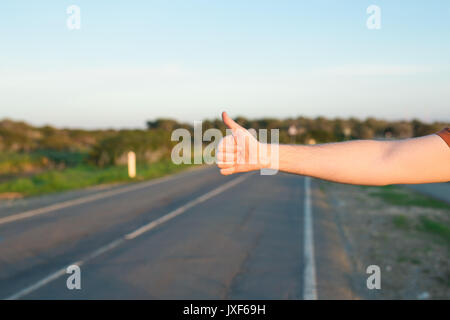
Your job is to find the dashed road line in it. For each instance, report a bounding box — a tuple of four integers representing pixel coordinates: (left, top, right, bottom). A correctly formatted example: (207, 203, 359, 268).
(5, 173, 250, 300)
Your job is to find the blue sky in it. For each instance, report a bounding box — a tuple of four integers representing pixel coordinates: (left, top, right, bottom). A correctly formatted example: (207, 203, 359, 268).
(1, 0, 449, 128)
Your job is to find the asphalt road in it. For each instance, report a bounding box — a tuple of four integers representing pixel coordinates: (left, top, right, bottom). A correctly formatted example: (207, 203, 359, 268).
(402, 182, 450, 204)
(0, 166, 357, 300)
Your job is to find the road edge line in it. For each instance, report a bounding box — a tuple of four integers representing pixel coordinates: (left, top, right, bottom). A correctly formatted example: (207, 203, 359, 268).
(303, 176, 318, 300)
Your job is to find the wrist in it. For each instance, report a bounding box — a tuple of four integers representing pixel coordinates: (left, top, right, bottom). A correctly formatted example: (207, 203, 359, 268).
(258, 143, 279, 170)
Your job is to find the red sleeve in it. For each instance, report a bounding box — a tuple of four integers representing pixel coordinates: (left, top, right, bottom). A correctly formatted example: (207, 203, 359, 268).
(436, 128, 450, 147)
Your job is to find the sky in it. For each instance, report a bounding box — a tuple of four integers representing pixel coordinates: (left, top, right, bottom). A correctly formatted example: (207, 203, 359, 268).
(0, 0, 449, 129)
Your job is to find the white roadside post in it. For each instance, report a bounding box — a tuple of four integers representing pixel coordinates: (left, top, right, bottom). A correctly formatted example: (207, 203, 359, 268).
(128, 151, 136, 178)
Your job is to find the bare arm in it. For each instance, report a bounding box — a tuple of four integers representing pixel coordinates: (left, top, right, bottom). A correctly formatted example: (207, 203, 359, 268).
(273, 135, 450, 185)
(217, 112, 450, 185)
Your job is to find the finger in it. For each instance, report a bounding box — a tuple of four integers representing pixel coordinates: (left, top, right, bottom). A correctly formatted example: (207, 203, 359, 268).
(218, 136, 244, 153)
(217, 162, 234, 169)
(218, 135, 237, 153)
(220, 167, 236, 175)
(216, 151, 236, 163)
(222, 111, 243, 132)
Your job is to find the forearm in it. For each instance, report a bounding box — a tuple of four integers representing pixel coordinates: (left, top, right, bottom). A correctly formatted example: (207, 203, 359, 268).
(268, 135, 450, 185)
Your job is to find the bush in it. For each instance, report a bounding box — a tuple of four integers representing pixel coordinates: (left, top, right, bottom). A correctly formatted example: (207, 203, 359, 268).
(89, 130, 173, 167)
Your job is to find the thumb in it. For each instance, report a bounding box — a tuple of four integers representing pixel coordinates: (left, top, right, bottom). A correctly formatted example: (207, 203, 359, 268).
(222, 111, 243, 132)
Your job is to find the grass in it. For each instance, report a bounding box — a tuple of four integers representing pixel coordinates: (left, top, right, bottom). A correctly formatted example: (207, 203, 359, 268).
(35, 149, 88, 167)
(0, 152, 43, 175)
(418, 216, 450, 246)
(0, 159, 191, 197)
(392, 215, 410, 230)
(397, 256, 421, 265)
(0, 150, 88, 176)
(368, 185, 450, 209)
(392, 214, 450, 248)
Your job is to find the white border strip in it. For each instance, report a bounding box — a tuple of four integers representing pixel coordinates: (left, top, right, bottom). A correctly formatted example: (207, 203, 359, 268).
(5, 174, 250, 300)
(303, 177, 318, 300)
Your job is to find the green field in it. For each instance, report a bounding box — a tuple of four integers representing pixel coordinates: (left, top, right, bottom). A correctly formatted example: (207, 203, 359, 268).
(368, 185, 450, 209)
(0, 160, 190, 197)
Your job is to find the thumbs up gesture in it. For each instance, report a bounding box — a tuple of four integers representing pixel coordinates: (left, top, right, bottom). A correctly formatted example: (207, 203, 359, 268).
(217, 112, 271, 175)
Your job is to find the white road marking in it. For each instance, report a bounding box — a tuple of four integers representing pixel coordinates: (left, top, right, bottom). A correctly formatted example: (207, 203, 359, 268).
(125, 174, 249, 240)
(0, 167, 205, 226)
(303, 177, 318, 300)
(5, 174, 250, 300)
(6, 268, 69, 301)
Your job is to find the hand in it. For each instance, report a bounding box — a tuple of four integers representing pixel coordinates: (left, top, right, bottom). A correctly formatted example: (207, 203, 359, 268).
(216, 112, 270, 175)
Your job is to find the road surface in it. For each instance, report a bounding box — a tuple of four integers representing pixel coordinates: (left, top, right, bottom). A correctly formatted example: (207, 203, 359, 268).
(0, 166, 359, 299)
(402, 182, 450, 204)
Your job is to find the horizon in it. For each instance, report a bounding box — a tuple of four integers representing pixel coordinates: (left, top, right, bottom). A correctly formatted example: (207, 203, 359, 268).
(1, 113, 448, 131)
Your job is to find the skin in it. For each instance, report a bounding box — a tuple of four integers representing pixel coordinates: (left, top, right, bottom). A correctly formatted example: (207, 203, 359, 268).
(217, 112, 450, 186)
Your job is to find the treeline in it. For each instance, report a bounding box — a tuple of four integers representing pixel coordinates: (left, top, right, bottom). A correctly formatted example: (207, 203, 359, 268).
(0, 119, 173, 173)
(0, 116, 448, 175)
(146, 116, 449, 143)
